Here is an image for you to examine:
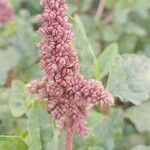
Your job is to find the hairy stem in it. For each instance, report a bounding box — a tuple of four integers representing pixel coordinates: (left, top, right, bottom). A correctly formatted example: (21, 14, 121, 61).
(65, 127, 73, 150)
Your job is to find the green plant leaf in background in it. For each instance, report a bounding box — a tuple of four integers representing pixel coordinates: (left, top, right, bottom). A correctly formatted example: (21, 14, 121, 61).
(0, 88, 17, 134)
(10, 0, 22, 11)
(28, 100, 55, 150)
(118, 34, 138, 54)
(98, 43, 119, 79)
(131, 144, 150, 150)
(73, 109, 123, 150)
(93, 109, 124, 150)
(107, 54, 150, 105)
(0, 49, 20, 86)
(0, 136, 28, 150)
(125, 101, 150, 132)
(11, 16, 40, 71)
(9, 80, 34, 117)
(73, 15, 100, 79)
(79, 147, 104, 150)
(26, 0, 41, 15)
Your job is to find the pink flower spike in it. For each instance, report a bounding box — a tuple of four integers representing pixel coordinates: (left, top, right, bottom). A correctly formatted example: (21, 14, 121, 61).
(26, 0, 114, 149)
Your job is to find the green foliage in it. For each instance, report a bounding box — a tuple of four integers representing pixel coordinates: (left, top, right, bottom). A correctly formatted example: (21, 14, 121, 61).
(26, 0, 41, 15)
(131, 145, 150, 150)
(98, 43, 119, 79)
(0, 49, 19, 86)
(0, 136, 28, 150)
(107, 54, 150, 105)
(73, 15, 99, 79)
(125, 101, 150, 132)
(9, 80, 34, 117)
(93, 109, 123, 150)
(28, 100, 55, 150)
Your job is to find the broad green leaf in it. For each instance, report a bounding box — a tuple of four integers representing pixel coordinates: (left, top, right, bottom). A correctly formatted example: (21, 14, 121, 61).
(73, 15, 100, 79)
(98, 43, 119, 79)
(78, 147, 104, 150)
(28, 100, 54, 150)
(9, 80, 34, 117)
(88, 147, 104, 150)
(93, 109, 123, 150)
(78, 0, 93, 12)
(0, 49, 19, 86)
(11, 17, 40, 69)
(131, 144, 150, 150)
(0, 136, 28, 150)
(0, 88, 10, 104)
(105, 0, 119, 9)
(125, 101, 150, 132)
(3, 20, 18, 35)
(0, 88, 15, 134)
(18, 63, 43, 82)
(0, 109, 17, 134)
(107, 54, 150, 105)
(125, 22, 146, 37)
(101, 25, 122, 42)
(74, 111, 105, 149)
(118, 35, 137, 53)
(10, 0, 22, 10)
(74, 109, 123, 150)
(114, 1, 130, 24)
(9, 80, 26, 117)
(27, 0, 41, 14)
(143, 39, 150, 58)
(87, 110, 105, 128)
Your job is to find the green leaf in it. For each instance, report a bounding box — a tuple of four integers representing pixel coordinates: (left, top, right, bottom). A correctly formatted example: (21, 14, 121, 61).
(76, 109, 123, 150)
(125, 22, 146, 37)
(78, 147, 104, 150)
(118, 35, 137, 53)
(0, 136, 28, 150)
(93, 109, 123, 150)
(78, 0, 93, 12)
(131, 145, 150, 150)
(18, 63, 43, 82)
(87, 110, 105, 128)
(28, 100, 55, 150)
(73, 15, 100, 79)
(9, 80, 33, 117)
(101, 25, 122, 42)
(125, 101, 150, 132)
(3, 20, 18, 35)
(98, 43, 119, 79)
(0, 49, 19, 86)
(27, 0, 41, 14)
(88, 147, 104, 150)
(11, 17, 40, 69)
(107, 54, 150, 105)
(10, 0, 22, 10)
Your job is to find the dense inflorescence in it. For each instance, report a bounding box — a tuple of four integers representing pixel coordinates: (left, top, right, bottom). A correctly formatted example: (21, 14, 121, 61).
(27, 0, 114, 135)
(0, 0, 14, 24)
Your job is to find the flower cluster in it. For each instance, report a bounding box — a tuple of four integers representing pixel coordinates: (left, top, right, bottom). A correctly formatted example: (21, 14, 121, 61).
(0, 0, 14, 24)
(27, 0, 114, 135)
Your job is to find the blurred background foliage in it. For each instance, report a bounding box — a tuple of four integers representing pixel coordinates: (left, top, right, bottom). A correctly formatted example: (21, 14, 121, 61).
(0, 0, 150, 150)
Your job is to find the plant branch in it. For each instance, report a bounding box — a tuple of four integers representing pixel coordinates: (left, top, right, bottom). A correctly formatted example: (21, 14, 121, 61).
(96, 0, 105, 20)
(103, 11, 114, 24)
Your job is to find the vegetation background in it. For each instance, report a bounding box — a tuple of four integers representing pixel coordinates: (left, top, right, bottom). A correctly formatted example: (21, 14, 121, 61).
(0, 0, 150, 150)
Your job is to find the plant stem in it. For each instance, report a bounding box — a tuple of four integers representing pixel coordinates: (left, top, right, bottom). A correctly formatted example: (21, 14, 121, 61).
(65, 127, 73, 150)
(103, 11, 114, 24)
(96, 0, 105, 19)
